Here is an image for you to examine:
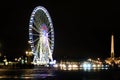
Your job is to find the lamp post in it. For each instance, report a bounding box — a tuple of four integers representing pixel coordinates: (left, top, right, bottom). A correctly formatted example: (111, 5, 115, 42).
(25, 51, 33, 64)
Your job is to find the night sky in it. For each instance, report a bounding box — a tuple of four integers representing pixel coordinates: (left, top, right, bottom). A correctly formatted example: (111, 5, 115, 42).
(0, 0, 120, 61)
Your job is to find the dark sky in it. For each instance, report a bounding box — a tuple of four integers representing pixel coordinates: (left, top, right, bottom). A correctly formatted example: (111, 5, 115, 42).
(0, 0, 120, 61)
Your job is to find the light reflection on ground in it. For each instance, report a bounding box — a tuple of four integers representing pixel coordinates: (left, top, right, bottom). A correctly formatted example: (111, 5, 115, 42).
(0, 68, 55, 79)
(0, 67, 120, 80)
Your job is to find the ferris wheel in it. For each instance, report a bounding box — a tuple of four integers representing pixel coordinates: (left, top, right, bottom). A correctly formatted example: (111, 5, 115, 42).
(29, 6, 55, 65)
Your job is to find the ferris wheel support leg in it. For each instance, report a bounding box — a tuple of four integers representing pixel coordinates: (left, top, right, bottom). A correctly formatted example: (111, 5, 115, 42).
(39, 40, 43, 64)
(48, 53, 53, 62)
(33, 55, 37, 64)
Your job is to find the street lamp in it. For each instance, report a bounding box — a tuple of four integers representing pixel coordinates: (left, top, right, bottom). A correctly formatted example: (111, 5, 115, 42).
(25, 51, 33, 64)
(26, 51, 33, 56)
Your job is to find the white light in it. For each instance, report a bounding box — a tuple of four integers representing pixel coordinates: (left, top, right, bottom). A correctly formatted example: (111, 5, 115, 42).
(51, 38, 54, 40)
(29, 28, 32, 30)
(51, 35, 54, 37)
(29, 33, 32, 35)
(51, 32, 54, 34)
(51, 29, 53, 31)
(49, 60, 56, 65)
(31, 15, 34, 17)
(31, 17, 33, 20)
(29, 25, 32, 27)
(51, 46, 54, 50)
(31, 46, 34, 48)
(53, 64, 58, 68)
(29, 37, 32, 39)
(105, 65, 108, 67)
(82, 62, 91, 68)
(30, 20, 33, 23)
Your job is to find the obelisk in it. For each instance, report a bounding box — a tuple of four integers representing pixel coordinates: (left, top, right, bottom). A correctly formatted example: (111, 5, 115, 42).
(111, 34, 114, 58)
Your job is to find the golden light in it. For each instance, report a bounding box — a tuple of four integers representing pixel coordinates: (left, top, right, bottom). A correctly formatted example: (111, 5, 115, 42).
(68, 64, 72, 68)
(72, 64, 78, 68)
(25, 51, 33, 56)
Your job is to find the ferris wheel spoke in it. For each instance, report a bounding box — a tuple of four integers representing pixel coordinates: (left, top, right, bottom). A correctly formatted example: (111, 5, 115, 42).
(33, 38, 39, 43)
(32, 34, 39, 36)
(46, 23, 51, 30)
(48, 38, 54, 44)
(48, 34, 54, 38)
(31, 27, 40, 33)
(48, 30, 53, 34)
(48, 30, 54, 37)
(33, 21, 40, 30)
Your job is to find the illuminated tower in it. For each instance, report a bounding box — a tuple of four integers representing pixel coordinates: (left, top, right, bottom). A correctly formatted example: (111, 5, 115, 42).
(105, 34, 120, 65)
(111, 34, 114, 59)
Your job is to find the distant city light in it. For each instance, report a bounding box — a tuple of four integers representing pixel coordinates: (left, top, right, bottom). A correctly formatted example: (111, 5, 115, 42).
(82, 62, 92, 69)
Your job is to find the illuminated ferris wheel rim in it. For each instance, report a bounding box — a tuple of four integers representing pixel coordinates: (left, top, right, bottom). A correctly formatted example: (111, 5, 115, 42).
(30, 6, 53, 29)
(29, 6, 54, 54)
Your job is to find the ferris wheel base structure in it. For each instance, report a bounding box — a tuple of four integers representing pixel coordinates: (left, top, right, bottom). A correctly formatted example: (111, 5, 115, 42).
(29, 6, 56, 66)
(32, 60, 56, 66)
